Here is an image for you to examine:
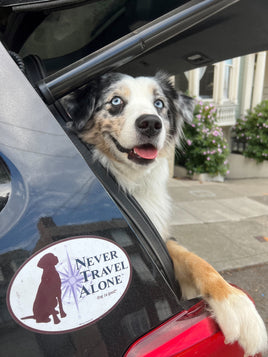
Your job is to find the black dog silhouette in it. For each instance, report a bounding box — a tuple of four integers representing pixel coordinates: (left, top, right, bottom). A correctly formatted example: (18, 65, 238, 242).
(22, 253, 66, 324)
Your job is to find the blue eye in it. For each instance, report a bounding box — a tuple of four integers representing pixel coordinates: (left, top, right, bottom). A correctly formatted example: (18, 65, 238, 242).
(111, 97, 123, 106)
(154, 99, 164, 109)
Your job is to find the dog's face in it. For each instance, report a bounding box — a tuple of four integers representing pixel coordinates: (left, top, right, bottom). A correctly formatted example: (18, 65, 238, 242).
(64, 72, 194, 167)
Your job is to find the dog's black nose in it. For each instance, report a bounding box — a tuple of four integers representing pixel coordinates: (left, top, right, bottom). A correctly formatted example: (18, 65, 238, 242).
(135, 115, 162, 137)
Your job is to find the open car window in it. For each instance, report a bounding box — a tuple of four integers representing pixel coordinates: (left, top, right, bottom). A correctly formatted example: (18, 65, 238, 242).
(1, 0, 268, 81)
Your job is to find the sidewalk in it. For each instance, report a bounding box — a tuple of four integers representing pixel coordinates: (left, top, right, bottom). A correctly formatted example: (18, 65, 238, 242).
(168, 177, 268, 272)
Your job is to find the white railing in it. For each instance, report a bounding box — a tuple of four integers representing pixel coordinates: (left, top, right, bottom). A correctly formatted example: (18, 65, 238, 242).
(215, 104, 237, 126)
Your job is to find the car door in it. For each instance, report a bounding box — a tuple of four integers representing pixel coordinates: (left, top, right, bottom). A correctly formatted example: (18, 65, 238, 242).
(0, 43, 184, 357)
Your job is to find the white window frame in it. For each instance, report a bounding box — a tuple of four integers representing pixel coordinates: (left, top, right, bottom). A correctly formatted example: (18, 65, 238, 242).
(187, 57, 240, 105)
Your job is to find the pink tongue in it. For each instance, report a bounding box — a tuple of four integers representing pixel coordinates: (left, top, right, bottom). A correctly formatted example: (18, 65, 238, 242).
(134, 145, 158, 159)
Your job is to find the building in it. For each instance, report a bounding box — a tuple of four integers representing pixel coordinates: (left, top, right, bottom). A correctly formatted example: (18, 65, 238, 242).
(171, 51, 268, 178)
(175, 51, 266, 139)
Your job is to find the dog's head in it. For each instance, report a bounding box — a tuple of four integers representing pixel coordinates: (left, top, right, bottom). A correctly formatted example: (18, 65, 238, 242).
(37, 253, 59, 269)
(63, 72, 194, 166)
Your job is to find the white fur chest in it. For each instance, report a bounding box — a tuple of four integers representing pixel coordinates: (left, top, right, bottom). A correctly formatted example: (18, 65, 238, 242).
(97, 150, 171, 241)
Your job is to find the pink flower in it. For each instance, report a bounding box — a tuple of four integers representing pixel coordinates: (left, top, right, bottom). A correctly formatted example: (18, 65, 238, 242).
(207, 157, 211, 161)
(187, 139, 192, 146)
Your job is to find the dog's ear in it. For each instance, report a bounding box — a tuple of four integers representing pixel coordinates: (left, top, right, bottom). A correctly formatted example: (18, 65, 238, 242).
(61, 82, 99, 131)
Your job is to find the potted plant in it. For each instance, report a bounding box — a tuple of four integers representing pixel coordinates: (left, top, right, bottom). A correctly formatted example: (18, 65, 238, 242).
(176, 102, 230, 181)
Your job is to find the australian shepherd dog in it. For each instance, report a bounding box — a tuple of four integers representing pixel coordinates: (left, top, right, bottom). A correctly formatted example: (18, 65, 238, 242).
(64, 71, 267, 356)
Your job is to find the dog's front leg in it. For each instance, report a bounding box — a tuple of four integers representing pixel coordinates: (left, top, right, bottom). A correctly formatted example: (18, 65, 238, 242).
(166, 239, 267, 357)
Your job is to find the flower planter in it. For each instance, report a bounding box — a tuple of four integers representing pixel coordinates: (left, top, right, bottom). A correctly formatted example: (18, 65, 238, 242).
(174, 154, 268, 180)
(228, 153, 268, 179)
(174, 165, 224, 182)
(197, 173, 224, 182)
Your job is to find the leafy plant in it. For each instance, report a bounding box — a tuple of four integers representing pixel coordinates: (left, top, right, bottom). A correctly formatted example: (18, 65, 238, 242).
(232, 100, 268, 162)
(176, 102, 230, 177)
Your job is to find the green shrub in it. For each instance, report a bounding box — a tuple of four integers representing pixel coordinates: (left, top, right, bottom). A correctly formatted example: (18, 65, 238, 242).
(232, 100, 268, 162)
(176, 102, 230, 177)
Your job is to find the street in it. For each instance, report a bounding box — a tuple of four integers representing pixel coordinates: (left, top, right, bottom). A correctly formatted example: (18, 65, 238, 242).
(221, 263, 268, 357)
(168, 177, 268, 355)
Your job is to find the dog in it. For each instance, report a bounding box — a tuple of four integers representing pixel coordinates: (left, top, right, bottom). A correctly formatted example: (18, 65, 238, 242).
(63, 71, 267, 356)
(22, 253, 66, 324)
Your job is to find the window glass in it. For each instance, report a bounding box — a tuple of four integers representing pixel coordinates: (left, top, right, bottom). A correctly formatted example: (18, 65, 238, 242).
(0, 156, 11, 213)
(20, 0, 127, 59)
(175, 72, 188, 93)
(199, 65, 214, 99)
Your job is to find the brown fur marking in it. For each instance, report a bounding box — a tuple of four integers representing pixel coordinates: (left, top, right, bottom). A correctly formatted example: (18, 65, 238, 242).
(80, 110, 127, 163)
(166, 240, 233, 301)
(106, 85, 131, 104)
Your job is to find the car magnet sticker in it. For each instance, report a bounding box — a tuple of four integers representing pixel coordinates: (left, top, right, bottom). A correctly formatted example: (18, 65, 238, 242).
(7, 236, 132, 334)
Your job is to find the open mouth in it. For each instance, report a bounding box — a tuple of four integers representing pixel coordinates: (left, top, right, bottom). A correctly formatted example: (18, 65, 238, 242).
(110, 136, 158, 165)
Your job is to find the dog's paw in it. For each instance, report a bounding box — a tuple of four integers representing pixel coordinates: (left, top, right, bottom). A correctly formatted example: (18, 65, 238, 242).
(208, 286, 267, 356)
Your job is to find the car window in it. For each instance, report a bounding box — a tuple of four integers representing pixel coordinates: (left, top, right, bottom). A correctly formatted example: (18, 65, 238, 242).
(20, 0, 127, 60)
(0, 156, 11, 213)
(16, 0, 190, 74)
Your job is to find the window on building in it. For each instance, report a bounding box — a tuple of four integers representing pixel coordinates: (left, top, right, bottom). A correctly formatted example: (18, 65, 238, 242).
(199, 65, 214, 99)
(223, 59, 233, 99)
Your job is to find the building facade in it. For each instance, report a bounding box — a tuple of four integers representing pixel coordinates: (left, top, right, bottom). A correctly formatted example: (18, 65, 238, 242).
(176, 51, 267, 129)
(170, 51, 268, 177)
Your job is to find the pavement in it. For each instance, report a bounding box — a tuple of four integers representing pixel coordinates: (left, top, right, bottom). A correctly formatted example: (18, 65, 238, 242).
(168, 177, 268, 272)
(221, 264, 268, 347)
